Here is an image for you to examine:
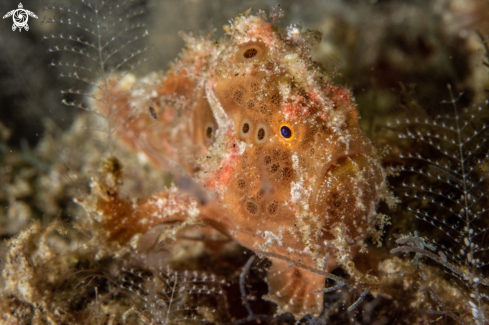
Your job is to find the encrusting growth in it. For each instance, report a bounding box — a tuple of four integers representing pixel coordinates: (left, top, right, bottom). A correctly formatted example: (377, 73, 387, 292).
(80, 11, 393, 319)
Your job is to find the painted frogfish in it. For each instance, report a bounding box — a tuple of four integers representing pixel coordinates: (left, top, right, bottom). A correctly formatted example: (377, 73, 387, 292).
(81, 11, 392, 319)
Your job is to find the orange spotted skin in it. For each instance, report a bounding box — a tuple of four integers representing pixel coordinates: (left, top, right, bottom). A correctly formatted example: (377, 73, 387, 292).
(84, 13, 390, 319)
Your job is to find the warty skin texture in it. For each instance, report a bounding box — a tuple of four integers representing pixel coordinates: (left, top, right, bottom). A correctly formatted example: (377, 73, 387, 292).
(81, 12, 392, 319)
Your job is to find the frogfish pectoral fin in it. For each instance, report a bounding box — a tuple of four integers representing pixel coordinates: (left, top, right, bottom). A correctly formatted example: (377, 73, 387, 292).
(264, 257, 325, 319)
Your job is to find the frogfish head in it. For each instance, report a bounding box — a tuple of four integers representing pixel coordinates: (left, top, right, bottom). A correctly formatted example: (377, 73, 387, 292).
(203, 14, 386, 267)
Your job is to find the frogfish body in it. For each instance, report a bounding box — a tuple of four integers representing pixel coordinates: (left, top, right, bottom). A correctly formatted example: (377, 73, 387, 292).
(83, 12, 391, 319)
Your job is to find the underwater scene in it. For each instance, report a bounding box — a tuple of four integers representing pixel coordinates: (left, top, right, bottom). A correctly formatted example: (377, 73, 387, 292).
(1, 0, 489, 324)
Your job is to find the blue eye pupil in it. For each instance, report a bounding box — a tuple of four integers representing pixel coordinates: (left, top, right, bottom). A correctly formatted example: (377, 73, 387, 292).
(281, 126, 292, 138)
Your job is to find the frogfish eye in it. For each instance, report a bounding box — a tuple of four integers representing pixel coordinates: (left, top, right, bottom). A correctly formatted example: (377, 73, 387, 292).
(280, 125, 293, 139)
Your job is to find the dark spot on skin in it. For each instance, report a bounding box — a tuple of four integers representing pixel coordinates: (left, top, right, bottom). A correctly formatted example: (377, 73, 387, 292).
(273, 150, 281, 159)
(238, 179, 246, 188)
(206, 127, 213, 139)
(250, 82, 259, 93)
(247, 100, 255, 110)
(244, 48, 258, 58)
(257, 128, 265, 140)
(271, 163, 279, 173)
(234, 89, 244, 104)
(265, 61, 275, 70)
(242, 123, 250, 134)
(246, 201, 258, 214)
(282, 167, 292, 179)
(271, 93, 281, 106)
(268, 202, 278, 214)
(149, 106, 158, 120)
